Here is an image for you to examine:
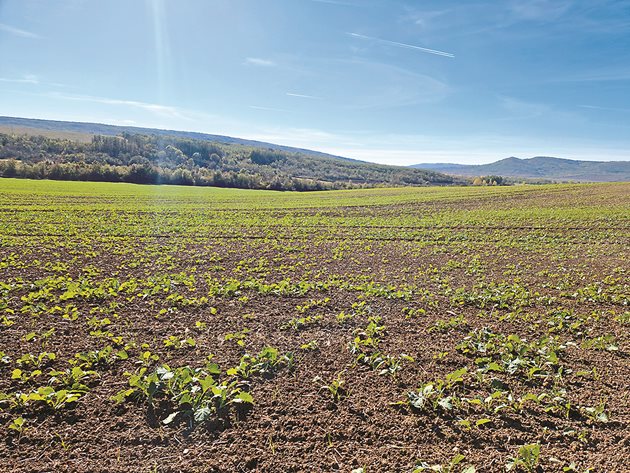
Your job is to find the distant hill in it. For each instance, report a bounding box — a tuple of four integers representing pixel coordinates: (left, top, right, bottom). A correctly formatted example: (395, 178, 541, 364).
(0, 116, 463, 190)
(0, 115, 360, 162)
(412, 157, 630, 182)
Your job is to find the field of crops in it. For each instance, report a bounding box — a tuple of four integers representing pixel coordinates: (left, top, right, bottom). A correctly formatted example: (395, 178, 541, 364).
(0, 178, 628, 472)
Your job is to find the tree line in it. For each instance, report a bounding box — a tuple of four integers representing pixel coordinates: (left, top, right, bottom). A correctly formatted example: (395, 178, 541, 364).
(0, 132, 460, 190)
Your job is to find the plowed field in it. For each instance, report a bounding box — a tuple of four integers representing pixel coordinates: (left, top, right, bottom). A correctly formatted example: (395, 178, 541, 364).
(0, 179, 628, 472)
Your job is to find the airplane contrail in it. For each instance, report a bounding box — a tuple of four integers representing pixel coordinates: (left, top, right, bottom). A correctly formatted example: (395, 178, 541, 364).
(286, 92, 321, 100)
(348, 32, 455, 58)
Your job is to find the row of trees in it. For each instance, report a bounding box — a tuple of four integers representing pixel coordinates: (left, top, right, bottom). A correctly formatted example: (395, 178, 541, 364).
(0, 131, 462, 190)
(0, 159, 342, 191)
(472, 175, 507, 186)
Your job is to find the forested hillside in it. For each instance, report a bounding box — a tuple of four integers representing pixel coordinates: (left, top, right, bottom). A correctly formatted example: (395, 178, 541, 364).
(0, 132, 462, 190)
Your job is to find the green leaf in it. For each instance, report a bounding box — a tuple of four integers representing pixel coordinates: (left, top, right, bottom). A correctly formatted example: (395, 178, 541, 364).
(458, 419, 472, 429)
(8, 417, 25, 431)
(206, 363, 221, 375)
(162, 411, 179, 425)
(234, 391, 254, 404)
(193, 406, 212, 422)
(179, 393, 192, 405)
(507, 334, 522, 344)
(116, 350, 129, 360)
(408, 392, 426, 410)
(437, 396, 453, 410)
(199, 376, 216, 393)
(446, 367, 467, 383)
(485, 362, 504, 372)
(111, 388, 134, 404)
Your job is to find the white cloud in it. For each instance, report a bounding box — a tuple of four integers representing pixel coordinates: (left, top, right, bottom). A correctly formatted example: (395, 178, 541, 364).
(249, 105, 290, 113)
(580, 104, 630, 113)
(0, 74, 39, 85)
(286, 92, 321, 100)
(47, 92, 192, 120)
(0, 23, 40, 39)
(509, 0, 573, 22)
(405, 9, 452, 29)
(244, 57, 276, 67)
(554, 68, 630, 83)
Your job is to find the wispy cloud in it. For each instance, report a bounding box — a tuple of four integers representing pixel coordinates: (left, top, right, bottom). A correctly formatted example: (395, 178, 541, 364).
(509, 0, 573, 22)
(580, 104, 630, 113)
(301, 58, 450, 109)
(249, 105, 290, 113)
(251, 127, 341, 146)
(47, 92, 191, 119)
(404, 9, 452, 29)
(347, 32, 455, 58)
(0, 23, 40, 39)
(498, 96, 582, 123)
(0, 74, 67, 88)
(0, 74, 39, 85)
(286, 92, 320, 100)
(499, 96, 548, 119)
(244, 57, 276, 67)
(553, 68, 630, 83)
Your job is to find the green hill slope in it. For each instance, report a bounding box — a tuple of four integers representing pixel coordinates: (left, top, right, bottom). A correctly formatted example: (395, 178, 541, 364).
(0, 116, 463, 190)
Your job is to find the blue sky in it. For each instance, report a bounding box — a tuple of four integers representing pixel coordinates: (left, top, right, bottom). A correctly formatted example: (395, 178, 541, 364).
(1, 0, 629, 164)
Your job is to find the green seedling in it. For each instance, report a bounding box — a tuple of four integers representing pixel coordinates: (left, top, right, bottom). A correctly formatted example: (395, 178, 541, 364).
(224, 328, 250, 347)
(112, 360, 252, 428)
(227, 346, 294, 379)
(506, 444, 540, 472)
(23, 328, 55, 349)
(16, 351, 56, 369)
(405, 368, 468, 414)
(8, 416, 27, 439)
(73, 345, 127, 368)
(428, 314, 468, 333)
(281, 314, 322, 331)
(581, 334, 618, 352)
(580, 400, 609, 423)
(163, 335, 196, 349)
(318, 372, 347, 402)
(300, 340, 319, 351)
